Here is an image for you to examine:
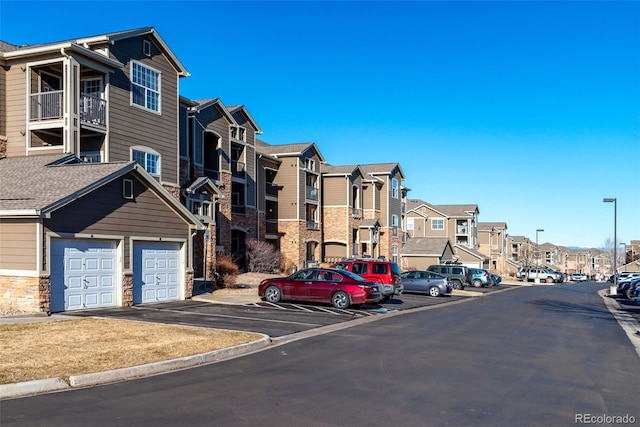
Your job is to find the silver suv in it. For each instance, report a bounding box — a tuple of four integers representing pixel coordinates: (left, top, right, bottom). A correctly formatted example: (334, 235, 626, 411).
(524, 268, 563, 283)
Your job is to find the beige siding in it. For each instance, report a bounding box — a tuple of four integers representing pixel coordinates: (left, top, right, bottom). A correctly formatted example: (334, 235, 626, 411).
(4, 63, 28, 157)
(0, 219, 38, 270)
(322, 176, 349, 206)
(274, 157, 299, 219)
(107, 36, 180, 185)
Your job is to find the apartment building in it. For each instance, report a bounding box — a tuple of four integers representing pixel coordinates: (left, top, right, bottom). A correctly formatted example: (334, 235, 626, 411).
(0, 28, 202, 313)
(477, 222, 508, 273)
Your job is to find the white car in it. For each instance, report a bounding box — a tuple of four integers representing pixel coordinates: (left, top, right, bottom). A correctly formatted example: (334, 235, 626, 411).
(570, 273, 587, 282)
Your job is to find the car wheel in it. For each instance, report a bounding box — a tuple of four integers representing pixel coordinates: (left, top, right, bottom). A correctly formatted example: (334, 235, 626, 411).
(472, 279, 482, 288)
(452, 280, 463, 290)
(428, 286, 441, 297)
(331, 291, 350, 309)
(263, 285, 282, 303)
(626, 288, 635, 300)
(380, 295, 391, 304)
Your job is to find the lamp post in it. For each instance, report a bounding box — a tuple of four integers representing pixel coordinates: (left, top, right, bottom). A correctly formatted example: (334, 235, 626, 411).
(535, 229, 544, 267)
(603, 198, 617, 292)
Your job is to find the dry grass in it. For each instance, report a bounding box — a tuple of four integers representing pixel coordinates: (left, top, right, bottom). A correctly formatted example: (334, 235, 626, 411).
(0, 318, 261, 384)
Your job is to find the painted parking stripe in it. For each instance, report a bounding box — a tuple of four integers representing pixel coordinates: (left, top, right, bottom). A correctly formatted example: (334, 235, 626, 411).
(289, 304, 315, 312)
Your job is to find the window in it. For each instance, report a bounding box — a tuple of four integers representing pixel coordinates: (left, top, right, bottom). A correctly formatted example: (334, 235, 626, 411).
(131, 61, 160, 112)
(432, 218, 444, 230)
(143, 40, 151, 57)
(305, 158, 316, 171)
(392, 178, 399, 198)
(392, 245, 398, 263)
(123, 179, 133, 199)
(230, 126, 246, 142)
(132, 147, 160, 175)
(392, 214, 399, 236)
(407, 217, 414, 230)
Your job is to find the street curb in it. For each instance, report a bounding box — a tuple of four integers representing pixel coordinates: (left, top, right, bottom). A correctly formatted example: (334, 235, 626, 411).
(598, 289, 640, 359)
(0, 377, 69, 399)
(0, 334, 271, 399)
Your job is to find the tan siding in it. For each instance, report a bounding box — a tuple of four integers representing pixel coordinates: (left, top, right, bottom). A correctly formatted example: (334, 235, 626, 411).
(246, 145, 256, 207)
(0, 64, 6, 137)
(4, 64, 27, 157)
(323, 176, 348, 206)
(0, 219, 37, 270)
(274, 157, 299, 219)
(107, 36, 179, 185)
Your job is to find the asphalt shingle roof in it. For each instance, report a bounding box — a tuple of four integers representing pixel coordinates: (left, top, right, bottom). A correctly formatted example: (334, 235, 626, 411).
(0, 154, 134, 213)
(402, 237, 450, 256)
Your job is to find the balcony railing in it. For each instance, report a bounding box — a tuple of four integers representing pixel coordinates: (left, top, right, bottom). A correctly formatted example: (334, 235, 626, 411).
(306, 186, 318, 201)
(231, 160, 246, 178)
(352, 208, 361, 219)
(30, 91, 108, 127)
(80, 94, 107, 126)
(265, 220, 278, 234)
(30, 91, 63, 121)
(266, 183, 278, 196)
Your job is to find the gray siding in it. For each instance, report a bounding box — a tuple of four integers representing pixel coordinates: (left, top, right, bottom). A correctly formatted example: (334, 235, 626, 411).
(107, 35, 180, 185)
(43, 172, 190, 269)
(0, 219, 37, 270)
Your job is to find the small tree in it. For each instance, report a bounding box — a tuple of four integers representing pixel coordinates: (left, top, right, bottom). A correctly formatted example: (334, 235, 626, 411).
(246, 239, 281, 273)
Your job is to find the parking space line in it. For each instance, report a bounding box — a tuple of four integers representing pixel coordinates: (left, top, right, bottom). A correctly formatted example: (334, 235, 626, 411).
(313, 306, 342, 315)
(263, 302, 287, 310)
(289, 304, 315, 312)
(132, 306, 323, 327)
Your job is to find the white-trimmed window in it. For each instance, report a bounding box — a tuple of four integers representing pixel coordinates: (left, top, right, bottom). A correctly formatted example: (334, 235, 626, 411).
(305, 158, 316, 171)
(392, 244, 398, 263)
(431, 218, 444, 230)
(392, 214, 399, 236)
(230, 126, 246, 142)
(131, 61, 160, 112)
(407, 217, 414, 230)
(392, 178, 399, 198)
(132, 146, 160, 176)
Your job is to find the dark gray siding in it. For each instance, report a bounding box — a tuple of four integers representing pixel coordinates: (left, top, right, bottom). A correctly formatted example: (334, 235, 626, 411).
(107, 35, 180, 185)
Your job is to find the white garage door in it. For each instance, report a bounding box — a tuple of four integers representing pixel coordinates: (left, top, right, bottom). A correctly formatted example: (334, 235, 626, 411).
(133, 241, 181, 304)
(50, 239, 117, 312)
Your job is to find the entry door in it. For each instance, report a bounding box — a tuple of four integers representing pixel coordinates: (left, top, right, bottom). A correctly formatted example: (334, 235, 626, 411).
(50, 239, 117, 312)
(133, 242, 181, 304)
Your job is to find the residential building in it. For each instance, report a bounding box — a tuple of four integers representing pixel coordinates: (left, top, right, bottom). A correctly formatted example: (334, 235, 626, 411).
(401, 238, 455, 270)
(0, 28, 203, 313)
(255, 141, 324, 269)
(360, 163, 406, 263)
(477, 222, 508, 273)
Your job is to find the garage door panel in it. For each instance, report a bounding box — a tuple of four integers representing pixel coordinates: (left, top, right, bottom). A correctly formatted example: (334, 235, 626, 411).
(50, 239, 117, 312)
(133, 242, 181, 305)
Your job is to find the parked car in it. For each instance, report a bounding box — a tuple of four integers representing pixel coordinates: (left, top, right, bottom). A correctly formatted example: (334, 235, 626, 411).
(258, 268, 381, 309)
(331, 258, 402, 303)
(490, 274, 502, 285)
(622, 277, 640, 299)
(400, 271, 452, 297)
(617, 273, 640, 298)
(469, 268, 493, 287)
(525, 268, 563, 283)
(427, 264, 472, 290)
(570, 272, 588, 282)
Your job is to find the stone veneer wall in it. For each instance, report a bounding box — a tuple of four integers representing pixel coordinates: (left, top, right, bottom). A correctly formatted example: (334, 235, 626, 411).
(278, 221, 322, 268)
(0, 274, 45, 313)
(122, 271, 133, 306)
(323, 207, 349, 242)
(185, 270, 193, 298)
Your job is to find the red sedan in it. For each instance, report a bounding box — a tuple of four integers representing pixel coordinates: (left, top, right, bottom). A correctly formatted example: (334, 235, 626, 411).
(258, 268, 381, 309)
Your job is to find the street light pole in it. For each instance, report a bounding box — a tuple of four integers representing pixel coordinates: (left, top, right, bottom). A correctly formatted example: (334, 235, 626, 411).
(536, 229, 544, 267)
(603, 198, 617, 290)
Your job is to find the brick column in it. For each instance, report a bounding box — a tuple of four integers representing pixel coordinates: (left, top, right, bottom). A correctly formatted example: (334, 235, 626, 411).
(123, 271, 133, 306)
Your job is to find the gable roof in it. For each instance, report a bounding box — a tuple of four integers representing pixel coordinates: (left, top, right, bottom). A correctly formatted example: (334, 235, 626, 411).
(1, 27, 188, 76)
(321, 163, 363, 177)
(478, 222, 507, 231)
(226, 105, 262, 134)
(0, 154, 202, 229)
(402, 237, 452, 256)
(255, 141, 326, 162)
(190, 97, 237, 125)
(360, 163, 405, 180)
(406, 199, 479, 218)
(454, 244, 488, 261)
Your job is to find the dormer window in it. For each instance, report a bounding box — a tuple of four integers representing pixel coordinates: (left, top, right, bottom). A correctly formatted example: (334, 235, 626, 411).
(131, 146, 160, 176)
(143, 40, 151, 57)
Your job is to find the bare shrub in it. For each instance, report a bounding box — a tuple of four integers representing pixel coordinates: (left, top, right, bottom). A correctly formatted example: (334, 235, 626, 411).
(246, 239, 280, 273)
(215, 254, 239, 288)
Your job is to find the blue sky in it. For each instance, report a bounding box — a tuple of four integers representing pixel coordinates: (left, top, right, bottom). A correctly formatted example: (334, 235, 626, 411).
(2, 1, 639, 249)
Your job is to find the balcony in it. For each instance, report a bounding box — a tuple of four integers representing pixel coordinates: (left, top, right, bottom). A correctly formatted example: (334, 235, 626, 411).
(352, 208, 361, 219)
(231, 160, 246, 179)
(30, 91, 63, 121)
(30, 91, 108, 128)
(306, 221, 320, 230)
(306, 186, 319, 201)
(266, 183, 278, 197)
(265, 220, 278, 234)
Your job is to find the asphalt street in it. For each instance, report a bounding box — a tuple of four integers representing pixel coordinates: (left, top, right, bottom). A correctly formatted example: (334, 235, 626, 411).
(2, 281, 638, 426)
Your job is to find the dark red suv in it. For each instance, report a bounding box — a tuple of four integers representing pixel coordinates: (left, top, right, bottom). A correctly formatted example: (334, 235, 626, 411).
(331, 258, 402, 303)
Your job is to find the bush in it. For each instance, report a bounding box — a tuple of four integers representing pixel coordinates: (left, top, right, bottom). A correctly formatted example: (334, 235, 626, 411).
(215, 254, 239, 288)
(246, 239, 281, 273)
